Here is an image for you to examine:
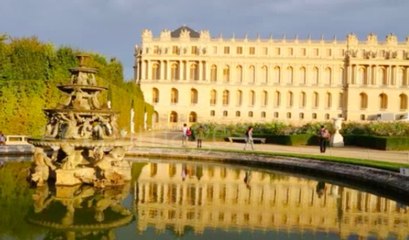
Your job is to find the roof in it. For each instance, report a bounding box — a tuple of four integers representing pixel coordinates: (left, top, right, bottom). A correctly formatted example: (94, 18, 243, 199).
(171, 26, 200, 38)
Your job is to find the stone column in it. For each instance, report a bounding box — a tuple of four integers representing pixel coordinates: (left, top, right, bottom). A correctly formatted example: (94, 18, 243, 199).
(331, 118, 344, 147)
(160, 60, 165, 80)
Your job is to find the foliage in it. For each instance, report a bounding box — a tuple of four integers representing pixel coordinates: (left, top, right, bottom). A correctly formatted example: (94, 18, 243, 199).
(0, 34, 150, 136)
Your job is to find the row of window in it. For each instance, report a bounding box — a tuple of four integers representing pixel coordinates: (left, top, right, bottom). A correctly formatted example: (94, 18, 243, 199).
(146, 44, 408, 59)
(148, 62, 409, 87)
(155, 88, 341, 108)
(164, 110, 341, 123)
(154, 88, 408, 110)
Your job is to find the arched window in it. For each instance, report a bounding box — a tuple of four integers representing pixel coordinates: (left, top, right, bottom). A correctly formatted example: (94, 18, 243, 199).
(324, 67, 332, 86)
(274, 91, 281, 107)
(357, 67, 366, 85)
(300, 67, 307, 85)
(249, 65, 255, 83)
(190, 88, 198, 104)
(312, 67, 319, 85)
(379, 93, 388, 109)
(152, 88, 159, 103)
(171, 88, 178, 104)
(249, 90, 255, 106)
(360, 92, 368, 109)
(236, 90, 242, 106)
(326, 92, 332, 108)
(262, 90, 268, 106)
(313, 92, 319, 108)
(287, 66, 293, 85)
(210, 65, 217, 82)
(190, 63, 198, 81)
(152, 63, 160, 80)
(287, 91, 293, 107)
(273, 66, 280, 84)
(236, 65, 243, 83)
(400, 94, 408, 110)
(171, 63, 179, 81)
(223, 65, 230, 82)
(169, 111, 178, 123)
(222, 90, 230, 105)
(210, 89, 217, 105)
(189, 112, 197, 122)
(261, 65, 268, 84)
(300, 91, 306, 108)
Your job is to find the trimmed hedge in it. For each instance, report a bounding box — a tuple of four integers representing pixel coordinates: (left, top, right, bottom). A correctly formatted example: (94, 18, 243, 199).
(344, 135, 409, 150)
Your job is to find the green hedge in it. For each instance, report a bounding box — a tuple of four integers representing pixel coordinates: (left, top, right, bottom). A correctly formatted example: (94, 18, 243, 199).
(344, 135, 409, 150)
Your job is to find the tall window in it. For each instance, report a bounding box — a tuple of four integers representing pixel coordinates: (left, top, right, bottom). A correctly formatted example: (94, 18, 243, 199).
(249, 66, 255, 84)
(400, 94, 408, 110)
(190, 63, 198, 81)
(300, 67, 307, 85)
(189, 112, 197, 122)
(262, 90, 268, 107)
(190, 88, 198, 104)
(170, 111, 178, 122)
(249, 90, 255, 106)
(236, 90, 242, 106)
(223, 66, 230, 82)
(326, 92, 332, 108)
(274, 91, 281, 107)
(360, 93, 368, 109)
(152, 63, 160, 80)
(324, 67, 332, 86)
(313, 92, 319, 108)
(210, 89, 217, 105)
(300, 91, 306, 108)
(273, 66, 280, 84)
(261, 66, 268, 84)
(236, 65, 243, 83)
(287, 67, 293, 85)
(379, 93, 388, 109)
(171, 88, 178, 104)
(171, 63, 179, 81)
(287, 91, 293, 107)
(222, 90, 230, 105)
(211, 65, 217, 82)
(152, 88, 159, 103)
(313, 67, 319, 85)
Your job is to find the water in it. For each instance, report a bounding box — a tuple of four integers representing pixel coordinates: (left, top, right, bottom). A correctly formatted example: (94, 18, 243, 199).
(0, 158, 408, 240)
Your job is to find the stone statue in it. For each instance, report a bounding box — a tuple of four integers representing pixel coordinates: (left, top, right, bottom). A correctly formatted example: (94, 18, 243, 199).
(60, 143, 85, 170)
(30, 148, 56, 186)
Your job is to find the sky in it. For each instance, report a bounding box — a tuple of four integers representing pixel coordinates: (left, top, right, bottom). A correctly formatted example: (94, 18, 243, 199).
(1, 0, 409, 80)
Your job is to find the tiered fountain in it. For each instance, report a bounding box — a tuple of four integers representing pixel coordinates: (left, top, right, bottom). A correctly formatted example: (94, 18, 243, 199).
(28, 55, 132, 187)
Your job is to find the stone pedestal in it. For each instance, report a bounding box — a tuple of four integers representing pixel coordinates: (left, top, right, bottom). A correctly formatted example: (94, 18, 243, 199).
(331, 118, 344, 147)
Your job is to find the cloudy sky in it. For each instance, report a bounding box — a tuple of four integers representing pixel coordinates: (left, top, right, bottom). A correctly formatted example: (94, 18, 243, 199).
(1, 0, 408, 80)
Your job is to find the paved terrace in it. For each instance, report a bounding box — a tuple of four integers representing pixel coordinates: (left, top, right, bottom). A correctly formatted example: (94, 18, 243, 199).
(131, 130, 409, 165)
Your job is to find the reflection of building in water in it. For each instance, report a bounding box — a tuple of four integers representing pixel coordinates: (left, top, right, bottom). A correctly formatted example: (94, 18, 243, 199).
(135, 163, 409, 239)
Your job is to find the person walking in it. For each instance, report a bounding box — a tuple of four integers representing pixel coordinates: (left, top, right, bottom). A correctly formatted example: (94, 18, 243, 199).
(243, 126, 254, 150)
(318, 125, 331, 153)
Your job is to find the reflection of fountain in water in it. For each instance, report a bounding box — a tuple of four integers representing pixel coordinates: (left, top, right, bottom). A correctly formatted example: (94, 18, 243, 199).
(134, 161, 409, 239)
(27, 183, 133, 239)
(28, 55, 132, 187)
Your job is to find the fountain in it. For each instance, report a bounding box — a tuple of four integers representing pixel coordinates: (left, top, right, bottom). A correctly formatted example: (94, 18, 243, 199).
(28, 55, 132, 187)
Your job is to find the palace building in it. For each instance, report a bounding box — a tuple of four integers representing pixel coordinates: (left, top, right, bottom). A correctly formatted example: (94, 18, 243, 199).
(134, 26, 409, 129)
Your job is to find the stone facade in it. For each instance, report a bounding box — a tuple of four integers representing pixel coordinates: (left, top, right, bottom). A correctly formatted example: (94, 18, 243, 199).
(134, 26, 409, 129)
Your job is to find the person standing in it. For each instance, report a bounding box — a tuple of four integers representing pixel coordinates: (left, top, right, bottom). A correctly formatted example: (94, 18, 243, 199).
(318, 125, 330, 153)
(0, 132, 6, 145)
(196, 125, 204, 148)
(182, 123, 189, 146)
(243, 126, 254, 150)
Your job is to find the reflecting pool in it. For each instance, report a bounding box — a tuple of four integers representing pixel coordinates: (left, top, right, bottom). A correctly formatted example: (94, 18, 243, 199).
(0, 158, 408, 239)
